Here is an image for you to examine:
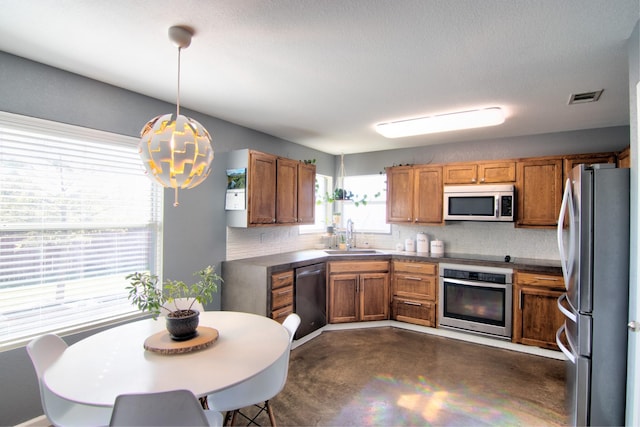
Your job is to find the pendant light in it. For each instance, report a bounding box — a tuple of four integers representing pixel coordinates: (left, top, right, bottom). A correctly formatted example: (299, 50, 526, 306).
(139, 26, 214, 207)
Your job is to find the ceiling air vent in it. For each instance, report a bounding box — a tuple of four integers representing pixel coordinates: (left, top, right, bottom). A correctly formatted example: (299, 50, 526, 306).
(568, 90, 603, 104)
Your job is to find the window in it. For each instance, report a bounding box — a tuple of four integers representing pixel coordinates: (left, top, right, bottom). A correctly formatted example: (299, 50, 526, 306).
(340, 174, 389, 233)
(299, 174, 332, 234)
(0, 112, 163, 350)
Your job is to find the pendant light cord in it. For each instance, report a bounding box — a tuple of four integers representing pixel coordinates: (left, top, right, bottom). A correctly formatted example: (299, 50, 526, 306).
(176, 46, 182, 117)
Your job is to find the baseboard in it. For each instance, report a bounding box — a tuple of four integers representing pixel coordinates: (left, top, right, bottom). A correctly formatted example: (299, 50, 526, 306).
(15, 415, 49, 427)
(293, 320, 565, 361)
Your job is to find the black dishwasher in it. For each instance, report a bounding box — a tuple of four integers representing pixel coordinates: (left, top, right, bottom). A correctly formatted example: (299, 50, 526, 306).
(294, 263, 326, 339)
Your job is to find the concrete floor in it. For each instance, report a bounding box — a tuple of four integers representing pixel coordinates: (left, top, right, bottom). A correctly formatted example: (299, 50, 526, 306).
(241, 326, 567, 426)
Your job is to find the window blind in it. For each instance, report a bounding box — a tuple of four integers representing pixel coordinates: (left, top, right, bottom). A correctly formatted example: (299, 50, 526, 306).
(0, 112, 163, 350)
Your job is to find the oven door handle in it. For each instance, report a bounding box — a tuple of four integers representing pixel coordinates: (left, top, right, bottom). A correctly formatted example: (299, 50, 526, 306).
(441, 277, 509, 289)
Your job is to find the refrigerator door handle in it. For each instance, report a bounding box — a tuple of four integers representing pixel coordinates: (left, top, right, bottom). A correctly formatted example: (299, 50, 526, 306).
(557, 293, 577, 322)
(557, 178, 575, 289)
(556, 323, 576, 363)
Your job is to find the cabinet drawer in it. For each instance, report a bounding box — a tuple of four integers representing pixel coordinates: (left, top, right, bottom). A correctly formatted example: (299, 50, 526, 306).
(516, 271, 564, 288)
(271, 270, 294, 289)
(392, 297, 436, 327)
(271, 305, 293, 323)
(329, 261, 389, 274)
(393, 260, 437, 275)
(271, 284, 294, 310)
(394, 274, 437, 300)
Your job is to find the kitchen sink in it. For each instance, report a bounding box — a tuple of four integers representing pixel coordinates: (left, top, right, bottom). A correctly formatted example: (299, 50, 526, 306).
(324, 249, 382, 255)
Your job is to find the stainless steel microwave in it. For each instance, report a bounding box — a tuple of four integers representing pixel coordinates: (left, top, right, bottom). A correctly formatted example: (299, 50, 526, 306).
(443, 184, 515, 222)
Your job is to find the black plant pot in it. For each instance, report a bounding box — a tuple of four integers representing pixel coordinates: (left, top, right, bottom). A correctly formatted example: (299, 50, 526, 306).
(165, 310, 200, 341)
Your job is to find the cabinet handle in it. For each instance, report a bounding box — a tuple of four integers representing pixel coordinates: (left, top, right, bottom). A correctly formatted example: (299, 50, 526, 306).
(405, 276, 423, 281)
(471, 178, 476, 183)
(480, 178, 485, 183)
(535, 277, 560, 282)
(519, 289, 523, 310)
(403, 301, 422, 306)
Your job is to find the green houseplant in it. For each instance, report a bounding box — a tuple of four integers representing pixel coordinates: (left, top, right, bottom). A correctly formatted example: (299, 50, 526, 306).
(126, 266, 223, 340)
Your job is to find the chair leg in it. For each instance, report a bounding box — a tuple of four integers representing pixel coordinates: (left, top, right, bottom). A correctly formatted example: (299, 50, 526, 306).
(265, 401, 276, 427)
(223, 411, 235, 426)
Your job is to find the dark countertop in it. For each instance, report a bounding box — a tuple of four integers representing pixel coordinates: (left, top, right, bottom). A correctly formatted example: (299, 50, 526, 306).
(223, 249, 562, 275)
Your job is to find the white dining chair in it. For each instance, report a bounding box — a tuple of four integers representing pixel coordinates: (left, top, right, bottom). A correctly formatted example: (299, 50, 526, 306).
(26, 334, 113, 427)
(109, 389, 223, 426)
(206, 313, 301, 426)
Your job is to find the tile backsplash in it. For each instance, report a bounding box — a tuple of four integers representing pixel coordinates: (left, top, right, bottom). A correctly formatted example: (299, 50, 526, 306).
(226, 222, 559, 261)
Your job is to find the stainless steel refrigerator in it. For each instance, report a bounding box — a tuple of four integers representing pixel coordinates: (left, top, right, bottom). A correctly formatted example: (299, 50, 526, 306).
(556, 163, 630, 426)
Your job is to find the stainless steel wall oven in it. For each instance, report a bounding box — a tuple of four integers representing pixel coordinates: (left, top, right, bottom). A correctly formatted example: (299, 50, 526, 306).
(438, 263, 513, 339)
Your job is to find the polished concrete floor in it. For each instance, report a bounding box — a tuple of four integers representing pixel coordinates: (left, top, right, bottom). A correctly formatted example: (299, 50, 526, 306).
(235, 327, 567, 426)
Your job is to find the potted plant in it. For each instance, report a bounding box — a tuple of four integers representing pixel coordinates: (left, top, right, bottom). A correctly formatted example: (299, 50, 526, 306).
(126, 266, 223, 341)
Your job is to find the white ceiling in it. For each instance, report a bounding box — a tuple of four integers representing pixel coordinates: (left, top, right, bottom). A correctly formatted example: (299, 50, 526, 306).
(0, 1, 637, 155)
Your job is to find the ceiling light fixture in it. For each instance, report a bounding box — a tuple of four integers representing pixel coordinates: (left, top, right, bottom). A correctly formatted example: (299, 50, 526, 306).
(375, 107, 505, 139)
(139, 25, 214, 207)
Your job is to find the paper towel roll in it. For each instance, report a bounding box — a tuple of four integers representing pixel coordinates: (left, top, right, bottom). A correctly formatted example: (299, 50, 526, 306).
(430, 240, 444, 255)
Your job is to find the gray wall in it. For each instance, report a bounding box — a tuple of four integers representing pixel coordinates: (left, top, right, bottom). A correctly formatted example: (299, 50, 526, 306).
(0, 50, 631, 425)
(342, 126, 630, 175)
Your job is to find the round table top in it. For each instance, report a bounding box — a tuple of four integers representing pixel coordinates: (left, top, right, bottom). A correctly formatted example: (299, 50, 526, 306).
(43, 311, 290, 407)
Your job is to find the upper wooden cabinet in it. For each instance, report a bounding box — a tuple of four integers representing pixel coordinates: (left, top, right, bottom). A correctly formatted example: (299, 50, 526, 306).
(297, 162, 316, 224)
(386, 165, 443, 224)
(618, 146, 630, 168)
(443, 161, 515, 184)
(275, 157, 298, 224)
(229, 149, 316, 227)
(516, 157, 563, 228)
(563, 152, 616, 185)
(248, 151, 277, 225)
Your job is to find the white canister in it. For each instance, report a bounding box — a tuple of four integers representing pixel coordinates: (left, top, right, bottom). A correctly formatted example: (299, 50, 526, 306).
(416, 233, 429, 253)
(404, 238, 415, 252)
(430, 240, 444, 255)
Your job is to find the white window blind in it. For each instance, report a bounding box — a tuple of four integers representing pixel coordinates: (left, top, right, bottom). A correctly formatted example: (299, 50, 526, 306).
(0, 112, 163, 350)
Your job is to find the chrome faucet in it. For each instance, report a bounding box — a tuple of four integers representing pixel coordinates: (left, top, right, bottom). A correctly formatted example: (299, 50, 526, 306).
(346, 219, 355, 249)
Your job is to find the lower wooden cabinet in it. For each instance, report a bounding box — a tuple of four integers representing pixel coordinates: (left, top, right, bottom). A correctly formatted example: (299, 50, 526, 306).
(270, 269, 294, 323)
(512, 271, 565, 350)
(328, 261, 389, 323)
(391, 260, 438, 327)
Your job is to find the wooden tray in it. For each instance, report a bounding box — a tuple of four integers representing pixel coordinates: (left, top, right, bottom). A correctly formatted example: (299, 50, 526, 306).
(144, 327, 219, 355)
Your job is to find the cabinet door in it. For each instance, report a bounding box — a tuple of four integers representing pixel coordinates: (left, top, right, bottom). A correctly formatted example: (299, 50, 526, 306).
(276, 157, 298, 224)
(513, 285, 564, 350)
(413, 166, 443, 224)
(360, 273, 389, 321)
(516, 158, 562, 227)
(618, 146, 630, 168)
(297, 162, 316, 224)
(386, 166, 414, 223)
(248, 151, 277, 224)
(443, 164, 477, 184)
(478, 161, 516, 183)
(329, 274, 359, 323)
(563, 152, 616, 184)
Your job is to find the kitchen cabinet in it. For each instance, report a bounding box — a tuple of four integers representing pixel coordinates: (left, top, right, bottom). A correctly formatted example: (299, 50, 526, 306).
(297, 162, 316, 224)
(563, 152, 616, 185)
(512, 271, 565, 350)
(516, 157, 563, 228)
(443, 161, 515, 184)
(228, 149, 316, 227)
(270, 269, 294, 323)
(328, 261, 390, 323)
(386, 165, 443, 224)
(391, 260, 438, 327)
(618, 146, 630, 168)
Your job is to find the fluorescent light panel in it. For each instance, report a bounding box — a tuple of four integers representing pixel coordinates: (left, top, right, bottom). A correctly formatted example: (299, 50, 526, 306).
(375, 107, 505, 138)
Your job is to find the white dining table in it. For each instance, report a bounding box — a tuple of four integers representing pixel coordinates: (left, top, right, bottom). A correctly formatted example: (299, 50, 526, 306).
(43, 311, 290, 407)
